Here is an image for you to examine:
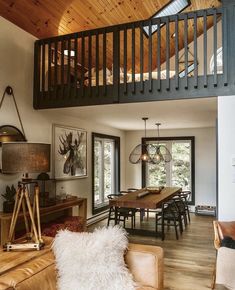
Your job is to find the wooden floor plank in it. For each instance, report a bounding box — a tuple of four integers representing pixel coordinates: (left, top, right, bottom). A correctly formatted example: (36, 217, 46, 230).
(88, 214, 216, 290)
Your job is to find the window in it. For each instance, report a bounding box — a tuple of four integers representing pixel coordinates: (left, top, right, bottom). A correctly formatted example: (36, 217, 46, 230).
(143, 0, 190, 36)
(92, 133, 120, 214)
(142, 136, 195, 205)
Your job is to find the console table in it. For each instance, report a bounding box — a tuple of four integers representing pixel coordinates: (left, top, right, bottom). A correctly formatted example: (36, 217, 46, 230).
(0, 197, 87, 245)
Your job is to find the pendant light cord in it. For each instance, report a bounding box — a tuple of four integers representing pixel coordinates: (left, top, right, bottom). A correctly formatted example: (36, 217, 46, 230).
(0, 86, 26, 138)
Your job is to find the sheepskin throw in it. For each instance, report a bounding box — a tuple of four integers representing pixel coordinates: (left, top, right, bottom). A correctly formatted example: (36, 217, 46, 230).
(52, 226, 136, 290)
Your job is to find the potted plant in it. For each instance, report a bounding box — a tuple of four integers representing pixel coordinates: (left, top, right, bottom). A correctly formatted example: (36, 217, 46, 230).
(2, 185, 16, 213)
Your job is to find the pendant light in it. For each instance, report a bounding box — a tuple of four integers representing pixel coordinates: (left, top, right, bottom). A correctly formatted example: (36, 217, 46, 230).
(129, 118, 155, 164)
(150, 123, 172, 164)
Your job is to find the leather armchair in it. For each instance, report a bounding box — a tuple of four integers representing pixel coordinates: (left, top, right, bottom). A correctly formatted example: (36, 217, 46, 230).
(0, 239, 164, 290)
(213, 221, 235, 290)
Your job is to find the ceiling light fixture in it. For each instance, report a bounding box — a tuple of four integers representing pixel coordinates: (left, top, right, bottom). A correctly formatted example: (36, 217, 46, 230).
(150, 123, 172, 164)
(144, 0, 191, 37)
(129, 118, 155, 164)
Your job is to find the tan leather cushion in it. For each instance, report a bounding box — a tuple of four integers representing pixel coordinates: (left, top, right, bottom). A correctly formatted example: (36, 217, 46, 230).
(0, 252, 56, 290)
(218, 222, 235, 240)
(126, 243, 164, 290)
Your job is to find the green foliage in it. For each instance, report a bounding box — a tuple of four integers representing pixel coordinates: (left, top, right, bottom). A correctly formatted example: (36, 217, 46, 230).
(147, 141, 191, 191)
(2, 185, 16, 202)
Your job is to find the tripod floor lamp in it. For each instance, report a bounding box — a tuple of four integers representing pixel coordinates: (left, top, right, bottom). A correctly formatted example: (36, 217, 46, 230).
(1, 142, 50, 251)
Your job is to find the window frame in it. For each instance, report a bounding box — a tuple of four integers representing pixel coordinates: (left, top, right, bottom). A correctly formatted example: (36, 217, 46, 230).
(142, 136, 195, 205)
(92, 132, 120, 215)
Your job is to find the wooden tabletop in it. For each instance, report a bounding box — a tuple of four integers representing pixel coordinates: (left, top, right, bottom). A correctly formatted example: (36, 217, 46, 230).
(109, 187, 182, 209)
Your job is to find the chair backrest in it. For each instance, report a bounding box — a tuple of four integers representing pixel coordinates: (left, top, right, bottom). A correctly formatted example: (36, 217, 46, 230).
(162, 201, 179, 217)
(173, 198, 186, 212)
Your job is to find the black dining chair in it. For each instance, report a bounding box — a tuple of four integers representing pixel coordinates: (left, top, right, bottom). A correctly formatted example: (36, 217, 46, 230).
(156, 200, 183, 240)
(107, 193, 136, 229)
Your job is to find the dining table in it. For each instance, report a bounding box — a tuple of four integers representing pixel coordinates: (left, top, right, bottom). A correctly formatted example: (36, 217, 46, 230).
(109, 186, 182, 237)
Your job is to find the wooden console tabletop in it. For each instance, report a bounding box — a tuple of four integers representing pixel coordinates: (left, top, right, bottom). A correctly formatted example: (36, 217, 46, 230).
(0, 197, 87, 245)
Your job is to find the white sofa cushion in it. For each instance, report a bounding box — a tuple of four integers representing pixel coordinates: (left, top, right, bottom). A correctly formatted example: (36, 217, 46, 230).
(216, 247, 235, 290)
(52, 226, 136, 290)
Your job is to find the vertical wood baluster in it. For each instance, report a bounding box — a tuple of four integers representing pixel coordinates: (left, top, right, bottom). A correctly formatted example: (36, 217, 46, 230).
(74, 36, 78, 97)
(148, 20, 152, 92)
(81, 34, 85, 97)
(213, 9, 218, 87)
(124, 26, 127, 94)
(42, 42, 45, 95)
(194, 13, 198, 88)
(222, 8, 228, 86)
(132, 25, 135, 94)
(33, 41, 41, 107)
(203, 10, 208, 88)
(103, 31, 107, 95)
(140, 25, 144, 93)
(184, 14, 188, 89)
(175, 15, 179, 90)
(157, 18, 161, 91)
(88, 35, 92, 96)
(61, 39, 64, 98)
(166, 17, 170, 91)
(113, 29, 120, 100)
(54, 40, 58, 98)
(96, 32, 99, 96)
(48, 41, 52, 97)
(67, 38, 71, 97)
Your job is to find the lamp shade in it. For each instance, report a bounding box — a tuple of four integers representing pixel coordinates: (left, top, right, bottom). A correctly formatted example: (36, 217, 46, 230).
(1, 142, 50, 174)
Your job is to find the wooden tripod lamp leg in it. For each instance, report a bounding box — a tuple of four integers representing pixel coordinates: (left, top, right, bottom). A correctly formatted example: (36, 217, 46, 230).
(8, 187, 24, 242)
(35, 184, 43, 243)
(24, 186, 39, 244)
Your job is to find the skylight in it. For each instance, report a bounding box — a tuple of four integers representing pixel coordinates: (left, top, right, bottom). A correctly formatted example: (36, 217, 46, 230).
(144, 0, 191, 36)
(179, 63, 195, 78)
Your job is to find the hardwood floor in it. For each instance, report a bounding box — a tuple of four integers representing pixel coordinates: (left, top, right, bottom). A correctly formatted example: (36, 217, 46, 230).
(88, 213, 216, 290)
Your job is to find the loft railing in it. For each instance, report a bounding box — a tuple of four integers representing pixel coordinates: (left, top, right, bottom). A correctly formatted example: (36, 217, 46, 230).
(33, 5, 233, 109)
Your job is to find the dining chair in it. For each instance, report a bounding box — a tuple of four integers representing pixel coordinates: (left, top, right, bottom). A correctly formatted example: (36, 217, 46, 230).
(177, 190, 191, 223)
(173, 197, 188, 228)
(156, 200, 183, 240)
(107, 193, 136, 229)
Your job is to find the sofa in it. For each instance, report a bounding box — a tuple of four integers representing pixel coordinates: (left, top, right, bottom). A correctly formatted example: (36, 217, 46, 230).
(213, 221, 235, 290)
(0, 237, 164, 290)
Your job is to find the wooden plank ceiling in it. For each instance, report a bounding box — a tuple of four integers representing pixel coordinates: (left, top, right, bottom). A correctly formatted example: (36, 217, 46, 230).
(0, 0, 221, 72)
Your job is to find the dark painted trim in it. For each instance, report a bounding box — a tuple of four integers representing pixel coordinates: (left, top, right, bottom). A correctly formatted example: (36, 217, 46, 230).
(91, 132, 120, 215)
(141, 136, 195, 205)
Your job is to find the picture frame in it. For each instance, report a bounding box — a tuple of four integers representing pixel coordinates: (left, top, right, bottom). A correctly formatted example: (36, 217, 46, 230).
(52, 124, 87, 180)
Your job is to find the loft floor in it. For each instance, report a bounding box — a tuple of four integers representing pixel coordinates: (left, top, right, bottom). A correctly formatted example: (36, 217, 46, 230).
(88, 214, 216, 290)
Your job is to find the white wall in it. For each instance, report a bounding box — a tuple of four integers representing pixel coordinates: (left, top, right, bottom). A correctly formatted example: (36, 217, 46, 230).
(218, 95, 235, 220)
(125, 127, 216, 207)
(0, 17, 126, 219)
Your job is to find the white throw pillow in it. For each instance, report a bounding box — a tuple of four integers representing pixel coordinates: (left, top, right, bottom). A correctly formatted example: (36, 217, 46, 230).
(52, 226, 136, 290)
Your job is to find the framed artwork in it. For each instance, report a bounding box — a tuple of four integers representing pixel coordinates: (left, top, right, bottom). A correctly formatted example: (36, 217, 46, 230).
(52, 124, 87, 179)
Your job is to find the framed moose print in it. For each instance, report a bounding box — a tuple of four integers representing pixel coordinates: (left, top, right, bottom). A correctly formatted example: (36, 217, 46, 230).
(52, 124, 87, 179)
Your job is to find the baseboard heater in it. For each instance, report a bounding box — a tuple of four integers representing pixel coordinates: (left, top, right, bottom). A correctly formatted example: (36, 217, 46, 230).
(195, 205, 216, 216)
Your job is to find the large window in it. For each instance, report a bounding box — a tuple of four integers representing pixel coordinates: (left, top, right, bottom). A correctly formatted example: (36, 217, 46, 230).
(92, 133, 120, 214)
(142, 136, 195, 205)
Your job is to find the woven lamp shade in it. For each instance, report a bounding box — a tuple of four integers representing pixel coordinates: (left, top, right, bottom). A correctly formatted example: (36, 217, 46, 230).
(2, 142, 50, 174)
